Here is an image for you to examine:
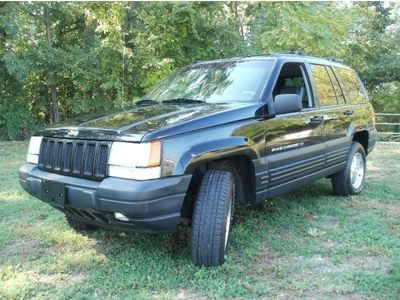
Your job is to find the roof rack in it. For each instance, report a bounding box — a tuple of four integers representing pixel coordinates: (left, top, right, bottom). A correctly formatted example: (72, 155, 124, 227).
(325, 57, 343, 63)
(251, 52, 344, 63)
(277, 51, 306, 56)
(244, 51, 306, 58)
(243, 53, 271, 58)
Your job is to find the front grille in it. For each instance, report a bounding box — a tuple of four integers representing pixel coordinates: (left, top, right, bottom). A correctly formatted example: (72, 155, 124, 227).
(38, 137, 111, 181)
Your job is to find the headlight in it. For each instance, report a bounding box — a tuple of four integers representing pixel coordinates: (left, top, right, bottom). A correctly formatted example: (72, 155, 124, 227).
(27, 136, 43, 164)
(108, 141, 161, 180)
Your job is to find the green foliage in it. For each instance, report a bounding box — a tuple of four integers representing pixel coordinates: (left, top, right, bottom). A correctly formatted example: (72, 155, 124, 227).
(0, 98, 42, 140)
(0, 2, 399, 139)
(249, 2, 351, 57)
(371, 82, 400, 113)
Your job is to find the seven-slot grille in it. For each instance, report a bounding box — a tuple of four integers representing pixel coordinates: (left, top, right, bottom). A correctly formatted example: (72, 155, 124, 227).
(38, 137, 111, 181)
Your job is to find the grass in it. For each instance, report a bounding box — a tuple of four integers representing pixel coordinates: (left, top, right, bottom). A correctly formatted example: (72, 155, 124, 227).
(0, 141, 400, 299)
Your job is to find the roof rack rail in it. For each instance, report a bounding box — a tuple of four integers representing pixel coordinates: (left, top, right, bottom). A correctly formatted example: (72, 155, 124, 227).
(244, 53, 271, 58)
(325, 57, 343, 63)
(245, 51, 307, 58)
(279, 51, 306, 56)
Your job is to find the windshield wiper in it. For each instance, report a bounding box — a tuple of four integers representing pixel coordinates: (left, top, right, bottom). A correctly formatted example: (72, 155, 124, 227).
(162, 98, 205, 105)
(135, 99, 160, 106)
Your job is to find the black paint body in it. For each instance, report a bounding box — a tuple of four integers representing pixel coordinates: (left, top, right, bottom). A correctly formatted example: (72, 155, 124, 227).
(19, 54, 377, 232)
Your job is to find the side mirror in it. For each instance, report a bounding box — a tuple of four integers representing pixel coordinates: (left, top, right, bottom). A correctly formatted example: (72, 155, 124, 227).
(274, 94, 302, 115)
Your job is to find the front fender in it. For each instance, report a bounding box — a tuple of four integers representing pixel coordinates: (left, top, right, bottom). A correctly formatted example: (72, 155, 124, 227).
(174, 137, 259, 175)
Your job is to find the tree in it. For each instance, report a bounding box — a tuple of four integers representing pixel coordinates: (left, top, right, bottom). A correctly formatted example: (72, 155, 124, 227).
(0, 2, 399, 140)
(248, 2, 351, 57)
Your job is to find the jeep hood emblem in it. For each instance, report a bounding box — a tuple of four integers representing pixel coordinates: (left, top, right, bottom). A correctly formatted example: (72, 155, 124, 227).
(67, 129, 79, 137)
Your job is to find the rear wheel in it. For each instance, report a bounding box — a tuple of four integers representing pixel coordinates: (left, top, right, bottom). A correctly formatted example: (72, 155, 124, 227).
(190, 170, 235, 267)
(331, 141, 366, 196)
(66, 215, 98, 232)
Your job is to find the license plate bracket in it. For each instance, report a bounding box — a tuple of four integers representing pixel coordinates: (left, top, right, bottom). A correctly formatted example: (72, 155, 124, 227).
(42, 180, 66, 207)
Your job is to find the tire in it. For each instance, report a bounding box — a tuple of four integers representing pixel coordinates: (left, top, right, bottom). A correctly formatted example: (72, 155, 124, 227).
(191, 170, 235, 267)
(66, 215, 98, 232)
(331, 141, 366, 196)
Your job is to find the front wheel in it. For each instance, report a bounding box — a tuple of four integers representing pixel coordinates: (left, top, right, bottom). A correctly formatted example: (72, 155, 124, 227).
(190, 170, 235, 267)
(331, 141, 366, 196)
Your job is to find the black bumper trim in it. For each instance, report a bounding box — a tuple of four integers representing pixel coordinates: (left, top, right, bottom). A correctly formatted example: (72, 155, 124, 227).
(19, 163, 192, 233)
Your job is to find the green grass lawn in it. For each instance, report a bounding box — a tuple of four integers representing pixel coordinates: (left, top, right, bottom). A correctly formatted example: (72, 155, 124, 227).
(1, 142, 399, 299)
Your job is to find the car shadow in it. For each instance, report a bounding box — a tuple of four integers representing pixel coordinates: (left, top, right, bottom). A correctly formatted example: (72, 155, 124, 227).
(87, 178, 336, 264)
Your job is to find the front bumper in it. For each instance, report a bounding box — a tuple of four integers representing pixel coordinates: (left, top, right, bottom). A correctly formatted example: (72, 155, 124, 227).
(18, 163, 192, 233)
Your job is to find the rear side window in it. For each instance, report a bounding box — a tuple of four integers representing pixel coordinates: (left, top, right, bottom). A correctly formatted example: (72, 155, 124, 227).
(326, 66, 345, 104)
(334, 67, 367, 103)
(310, 64, 337, 106)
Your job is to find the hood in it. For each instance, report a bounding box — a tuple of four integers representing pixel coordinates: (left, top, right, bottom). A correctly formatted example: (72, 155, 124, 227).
(37, 102, 262, 142)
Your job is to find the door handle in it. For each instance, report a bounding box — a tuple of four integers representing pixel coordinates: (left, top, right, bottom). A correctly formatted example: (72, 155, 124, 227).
(310, 115, 324, 123)
(343, 110, 353, 116)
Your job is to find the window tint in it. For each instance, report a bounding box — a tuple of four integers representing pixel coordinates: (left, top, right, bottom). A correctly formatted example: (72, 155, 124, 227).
(335, 67, 367, 103)
(326, 66, 345, 104)
(310, 64, 337, 106)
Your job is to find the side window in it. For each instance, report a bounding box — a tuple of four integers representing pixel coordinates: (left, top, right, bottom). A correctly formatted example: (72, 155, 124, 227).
(335, 67, 367, 103)
(326, 66, 345, 104)
(310, 64, 338, 106)
(272, 63, 313, 110)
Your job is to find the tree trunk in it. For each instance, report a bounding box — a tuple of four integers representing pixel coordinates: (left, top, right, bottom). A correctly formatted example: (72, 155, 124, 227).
(44, 6, 60, 123)
(50, 85, 59, 123)
(231, 3, 245, 40)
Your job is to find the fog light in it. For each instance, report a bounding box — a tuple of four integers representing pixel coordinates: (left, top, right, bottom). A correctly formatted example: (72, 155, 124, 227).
(114, 212, 129, 222)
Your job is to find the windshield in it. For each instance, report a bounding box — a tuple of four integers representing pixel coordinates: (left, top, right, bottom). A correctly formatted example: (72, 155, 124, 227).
(144, 59, 275, 103)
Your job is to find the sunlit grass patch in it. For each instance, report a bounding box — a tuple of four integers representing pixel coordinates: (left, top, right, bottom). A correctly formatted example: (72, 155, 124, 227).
(0, 142, 399, 299)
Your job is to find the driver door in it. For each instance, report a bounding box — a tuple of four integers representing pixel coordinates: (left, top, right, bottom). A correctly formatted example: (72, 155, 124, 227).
(256, 62, 325, 200)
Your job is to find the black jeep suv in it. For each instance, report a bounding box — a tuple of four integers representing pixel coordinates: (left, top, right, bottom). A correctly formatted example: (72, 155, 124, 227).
(19, 53, 377, 266)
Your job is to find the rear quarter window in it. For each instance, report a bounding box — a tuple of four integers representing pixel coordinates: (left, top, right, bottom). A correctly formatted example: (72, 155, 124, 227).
(334, 67, 367, 103)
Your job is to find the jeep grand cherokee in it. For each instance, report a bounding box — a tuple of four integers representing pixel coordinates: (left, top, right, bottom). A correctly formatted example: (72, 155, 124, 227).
(19, 53, 377, 266)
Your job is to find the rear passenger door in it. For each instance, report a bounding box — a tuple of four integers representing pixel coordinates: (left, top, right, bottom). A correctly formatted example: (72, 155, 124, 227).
(308, 64, 352, 169)
(334, 67, 371, 131)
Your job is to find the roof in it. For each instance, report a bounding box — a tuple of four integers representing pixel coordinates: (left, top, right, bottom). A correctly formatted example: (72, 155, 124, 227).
(194, 52, 350, 69)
